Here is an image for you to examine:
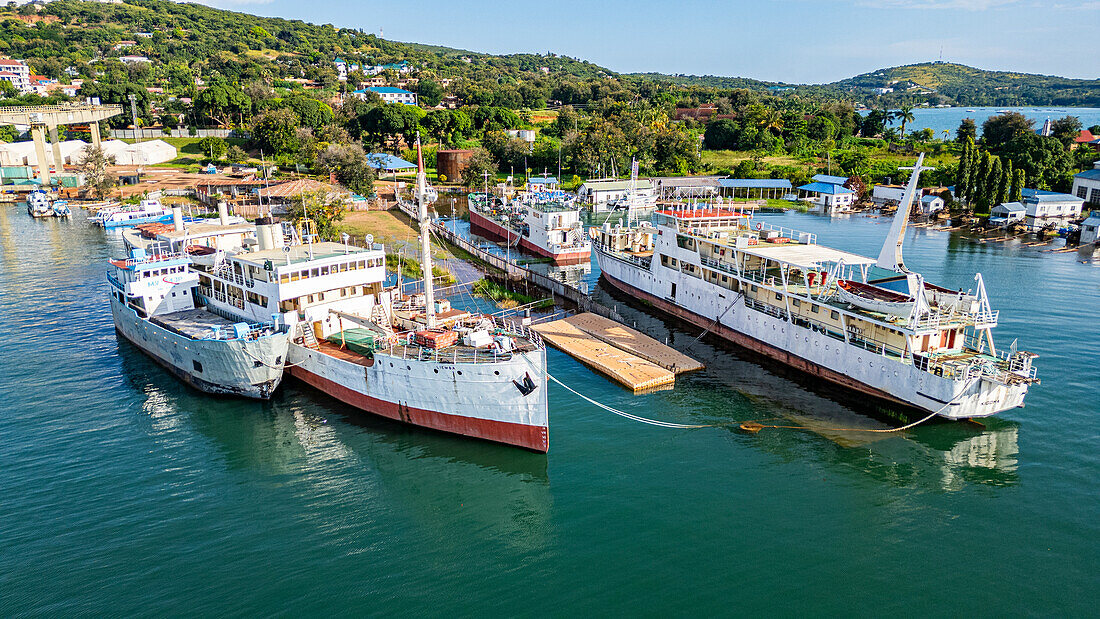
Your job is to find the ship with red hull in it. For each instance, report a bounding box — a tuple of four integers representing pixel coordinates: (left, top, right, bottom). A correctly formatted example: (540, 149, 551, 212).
(592, 154, 1038, 423)
(199, 145, 550, 451)
(467, 184, 590, 266)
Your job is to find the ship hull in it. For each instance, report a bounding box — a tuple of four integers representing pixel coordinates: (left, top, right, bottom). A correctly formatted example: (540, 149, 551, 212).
(286, 342, 549, 451)
(595, 248, 1028, 421)
(470, 209, 590, 265)
(110, 296, 288, 399)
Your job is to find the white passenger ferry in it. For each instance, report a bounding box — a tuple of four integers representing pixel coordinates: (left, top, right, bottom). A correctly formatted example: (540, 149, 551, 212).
(593, 155, 1038, 421)
(107, 248, 289, 399)
(199, 144, 550, 451)
(92, 198, 173, 228)
(468, 180, 590, 265)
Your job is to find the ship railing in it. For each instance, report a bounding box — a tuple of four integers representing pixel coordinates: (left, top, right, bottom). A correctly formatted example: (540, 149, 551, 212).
(493, 316, 544, 348)
(120, 252, 189, 268)
(744, 297, 790, 322)
(910, 308, 999, 331)
(756, 222, 816, 245)
(385, 342, 516, 364)
(596, 243, 652, 269)
(699, 256, 742, 277)
(201, 322, 276, 341)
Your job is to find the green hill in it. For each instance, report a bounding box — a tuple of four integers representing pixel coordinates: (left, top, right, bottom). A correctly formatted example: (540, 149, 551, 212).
(830, 62, 1100, 107)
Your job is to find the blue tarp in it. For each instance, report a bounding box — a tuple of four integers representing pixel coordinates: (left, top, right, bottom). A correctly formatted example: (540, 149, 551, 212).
(365, 153, 417, 170)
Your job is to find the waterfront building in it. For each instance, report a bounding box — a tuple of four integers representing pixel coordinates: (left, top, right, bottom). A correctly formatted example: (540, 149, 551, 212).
(1020, 189, 1084, 231)
(798, 181, 855, 213)
(577, 179, 656, 211)
(1080, 211, 1100, 245)
(0, 58, 31, 92)
(990, 202, 1026, 224)
(1072, 162, 1100, 207)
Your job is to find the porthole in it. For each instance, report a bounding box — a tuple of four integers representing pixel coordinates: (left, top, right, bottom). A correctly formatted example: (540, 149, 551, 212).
(494, 371, 500, 375)
(390, 362, 393, 367)
(457, 371, 463, 375)
(857, 357, 862, 363)
(433, 369, 438, 373)
(407, 365, 411, 370)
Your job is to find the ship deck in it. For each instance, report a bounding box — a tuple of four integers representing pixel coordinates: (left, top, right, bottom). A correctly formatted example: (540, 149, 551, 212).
(151, 308, 241, 340)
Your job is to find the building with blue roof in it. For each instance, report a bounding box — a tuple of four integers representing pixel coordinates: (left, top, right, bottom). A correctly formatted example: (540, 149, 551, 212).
(811, 174, 850, 186)
(798, 181, 855, 213)
(1072, 161, 1100, 207)
(990, 202, 1026, 224)
(353, 86, 417, 106)
(1019, 187, 1084, 231)
(527, 176, 558, 187)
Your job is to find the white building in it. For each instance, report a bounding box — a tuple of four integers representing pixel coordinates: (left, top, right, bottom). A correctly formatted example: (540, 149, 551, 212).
(577, 179, 656, 212)
(1021, 190, 1084, 231)
(119, 55, 151, 64)
(0, 58, 31, 92)
(872, 184, 906, 204)
(798, 181, 855, 213)
(1071, 162, 1100, 207)
(919, 194, 945, 215)
(1080, 211, 1100, 245)
(990, 202, 1026, 224)
(353, 86, 417, 105)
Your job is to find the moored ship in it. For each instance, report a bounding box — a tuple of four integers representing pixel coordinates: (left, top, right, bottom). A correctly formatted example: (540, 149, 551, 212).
(202, 143, 550, 451)
(468, 180, 590, 265)
(592, 154, 1038, 422)
(107, 248, 289, 398)
(91, 198, 173, 228)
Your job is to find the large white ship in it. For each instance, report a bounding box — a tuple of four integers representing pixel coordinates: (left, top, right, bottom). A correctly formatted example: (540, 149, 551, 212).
(468, 180, 590, 265)
(200, 143, 550, 451)
(592, 154, 1038, 421)
(107, 248, 289, 399)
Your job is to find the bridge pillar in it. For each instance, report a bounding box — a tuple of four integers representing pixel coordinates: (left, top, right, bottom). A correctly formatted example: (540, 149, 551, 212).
(30, 124, 50, 186)
(89, 120, 101, 150)
(48, 124, 64, 174)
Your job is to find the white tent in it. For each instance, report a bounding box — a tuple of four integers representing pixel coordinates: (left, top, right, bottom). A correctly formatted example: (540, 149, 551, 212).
(98, 139, 177, 165)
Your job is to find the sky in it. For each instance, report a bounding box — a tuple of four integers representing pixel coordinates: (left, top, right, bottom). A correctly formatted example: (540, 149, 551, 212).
(189, 0, 1099, 83)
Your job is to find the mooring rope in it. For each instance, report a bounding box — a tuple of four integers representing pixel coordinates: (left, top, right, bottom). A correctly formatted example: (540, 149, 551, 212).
(548, 373, 977, 434)
(686, 293, 743, 349)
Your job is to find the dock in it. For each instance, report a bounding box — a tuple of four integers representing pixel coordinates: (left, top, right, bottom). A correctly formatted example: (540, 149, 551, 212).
(532, 313, 703, 392)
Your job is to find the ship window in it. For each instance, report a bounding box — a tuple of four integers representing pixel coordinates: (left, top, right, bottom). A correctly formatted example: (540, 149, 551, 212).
(280, 273, 289, 283)
(310, 269, 319, 278)
(192, 360, 203, 373)
(321, 266, 330, 275)
(811, 304, 819, 313)
(831, 310, 840, 320)
(792, 299, 800, 307)
(775, 293, 782, 300)
(751, 285, 758, 293)
(290, 271, 300, 282)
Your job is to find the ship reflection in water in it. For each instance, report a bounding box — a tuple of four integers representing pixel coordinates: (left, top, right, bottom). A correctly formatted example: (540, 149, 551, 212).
(527, 260, 594, 292)
(591, 283, 1020, 491)
(120, 342, 552, 553)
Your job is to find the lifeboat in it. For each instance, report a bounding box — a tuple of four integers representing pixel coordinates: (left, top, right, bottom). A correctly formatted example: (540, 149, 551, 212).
(836, 279, 914, 316)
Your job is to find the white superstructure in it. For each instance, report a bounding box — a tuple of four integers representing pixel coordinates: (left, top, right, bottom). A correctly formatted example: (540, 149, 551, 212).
(593, 154, 1037, 422)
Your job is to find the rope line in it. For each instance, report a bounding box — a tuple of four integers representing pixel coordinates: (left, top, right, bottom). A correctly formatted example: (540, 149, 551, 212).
(548, 373, 978, 435)
(687, 293, 743, 348)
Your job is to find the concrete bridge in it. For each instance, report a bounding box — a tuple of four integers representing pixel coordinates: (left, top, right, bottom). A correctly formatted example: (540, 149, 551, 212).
(0, 104, 122, 185)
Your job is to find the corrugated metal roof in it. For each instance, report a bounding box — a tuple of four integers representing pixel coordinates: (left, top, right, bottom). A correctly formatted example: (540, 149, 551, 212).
(798, 182, 853, 195)
(528, 176, 558, 185)
(811, 174, 849, 185)
(993, 202, 1026, 213)
(1075, 169, 1100, 181)
(365, 153, 416, 169)
(717, 178, 793, 189)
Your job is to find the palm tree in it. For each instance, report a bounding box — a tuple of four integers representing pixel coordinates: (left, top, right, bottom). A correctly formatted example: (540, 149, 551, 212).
(942, 129, 950, 142)
(759, 109, 785, 135)
(893, 104, 916, 138)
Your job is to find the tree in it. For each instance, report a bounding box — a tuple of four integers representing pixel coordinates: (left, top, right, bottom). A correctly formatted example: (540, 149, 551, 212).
(316, 142, 376, 194)
(417, 79, 443, 108)
(0, 79, 18, 99)
(77, 146, 116, 199)
(461, 148, 497, 188)
(955, 138, 973, 202)
(1050, 115, 1083, 149)
(997, 159, 1012, 206)
(288, 189, 348, 241)
(195, 79, 252, 127)
(704, 119, 739, 150)
(283, 94, 333, 129)
(226, 145, 247, 163)
(893, 105, 915, 138)
(653, 125, 700, 174)
(861, 108, 888, 137)
(198, 136, 228, 161)
(956, 118, 977, 143)
(1010, 168, 1025, 202)
(988, 156, 1003, 208)
(251, 108, 299, 155)
(974, 150, 993, 213)
(982, 112, 1033, 149)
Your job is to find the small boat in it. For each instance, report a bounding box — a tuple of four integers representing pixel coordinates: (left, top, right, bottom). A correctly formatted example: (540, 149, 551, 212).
(90, 198, 173, 228)
(52, 200, 71, 218)
(836, 279, 914, 316)
(26, 190, 54, 218)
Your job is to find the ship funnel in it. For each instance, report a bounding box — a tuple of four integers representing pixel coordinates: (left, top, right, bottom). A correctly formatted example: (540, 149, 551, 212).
(218, 201, 229, 226)
(172, 206, 184, 232)
(255, 216, 282, 251)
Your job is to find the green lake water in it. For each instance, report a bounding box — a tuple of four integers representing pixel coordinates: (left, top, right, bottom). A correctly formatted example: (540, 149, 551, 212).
(1, 207, 1098, 615)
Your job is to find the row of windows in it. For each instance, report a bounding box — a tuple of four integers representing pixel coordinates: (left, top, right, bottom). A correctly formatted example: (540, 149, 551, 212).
(278, 258, 382, 284)
(138, 265, 185, 279)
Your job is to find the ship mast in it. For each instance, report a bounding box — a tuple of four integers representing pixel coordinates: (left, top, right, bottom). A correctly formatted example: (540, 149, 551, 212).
(876, 152, 934, 273)
(416, 135, 436, 329)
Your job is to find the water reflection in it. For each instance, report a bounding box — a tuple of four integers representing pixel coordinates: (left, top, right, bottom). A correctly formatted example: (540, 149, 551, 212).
(593, 279, 1020, 491)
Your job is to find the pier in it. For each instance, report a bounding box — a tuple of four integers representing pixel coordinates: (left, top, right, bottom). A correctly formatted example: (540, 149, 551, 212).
(532, 313, 702, 392)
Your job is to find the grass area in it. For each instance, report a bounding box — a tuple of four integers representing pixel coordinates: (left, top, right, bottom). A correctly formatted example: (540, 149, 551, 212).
(702, 150, 806, 169)
(384, 253, 455, 285)
(471, 278, 552, 310)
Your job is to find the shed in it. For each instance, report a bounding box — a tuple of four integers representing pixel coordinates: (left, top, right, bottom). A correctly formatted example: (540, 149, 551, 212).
(716, 178, 792, 199)
(990, 202, 1026, 224)
(1080, 211, 1100, 245)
